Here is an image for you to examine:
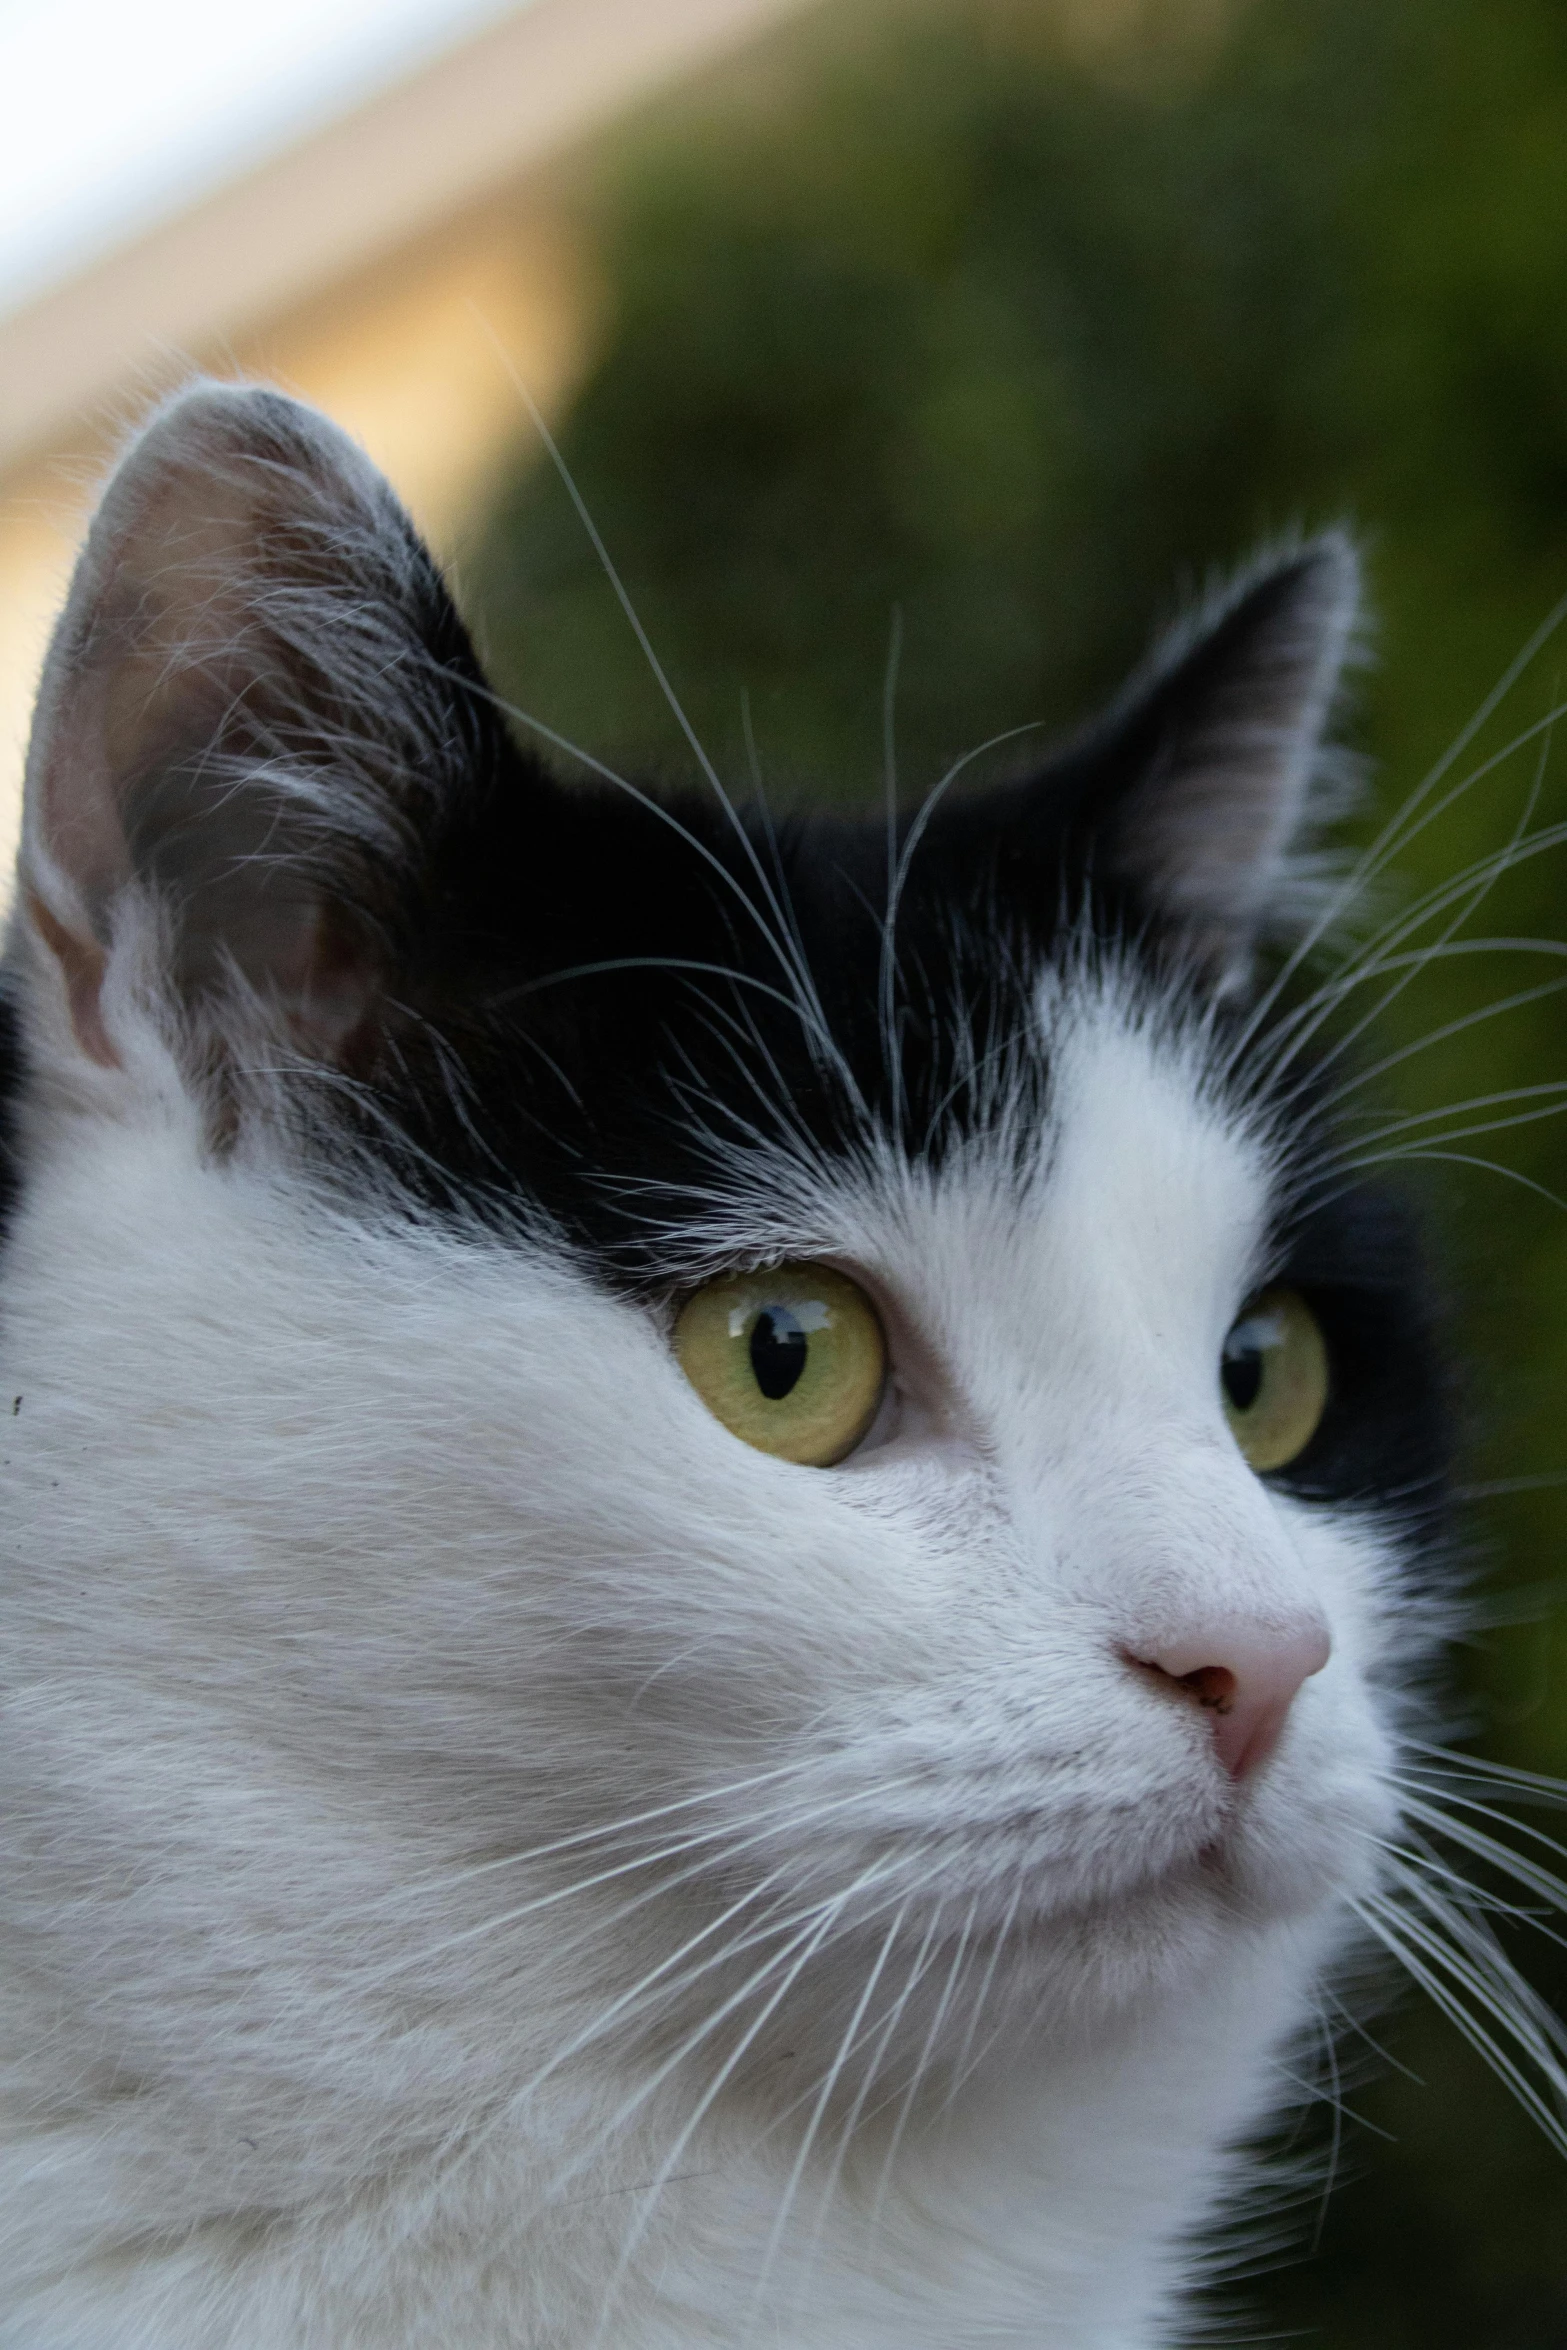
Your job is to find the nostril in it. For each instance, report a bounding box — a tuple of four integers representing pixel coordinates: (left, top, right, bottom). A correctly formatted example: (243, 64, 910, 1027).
(1174, 1663, 1237, 1717)
(1124, 1614, 1330, 1781)
(1126, 1657, 1238, 1715)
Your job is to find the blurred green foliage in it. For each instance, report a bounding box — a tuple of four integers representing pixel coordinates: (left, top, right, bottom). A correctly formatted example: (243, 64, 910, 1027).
(467, 0, 1567, 2337)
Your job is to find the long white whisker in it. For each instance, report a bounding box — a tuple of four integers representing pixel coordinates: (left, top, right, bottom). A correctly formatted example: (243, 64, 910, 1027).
(739, 689, 824, 1046)
(1350, 1076, 1567, 1146)
(1319, 972, 1567, 1111)
(576, 1908, 854, 2348)
(1357, 1869, 1567, 2155)
(482, 954, 821, 1025)
(483, 678, 858, 1085)
(584, 1870, 905, 2345)
(389, 1757, 812, 1908)
(866, 1892, 981, 2240)
(1249, 816, 1567, 1096)
(746, 1896, 915, 2340)
(496, 1861, 829, 2140)
(1396, 1862, 1567, 2054)
(1268, 721, 1557, 1098)
(938, 1870, 1028, 2121)
(1307, 1996, 1346, 2253)
(794, 1897, 947, 2308)
(474, 325, 853, 1102)
(1237, 593, 1567, 1053)
(1330, 1147, 1567, 1214)
(1406, 1742, 1567, 1802)
(1347, 1098, 1567, 1168)
(369, 1768, 900, 1991)
(880, 604, 905, 1136)
(876, 718, 1049, 1134)
(426, 1869, 812, 2184)
(1399, 1795, 1567, 1917)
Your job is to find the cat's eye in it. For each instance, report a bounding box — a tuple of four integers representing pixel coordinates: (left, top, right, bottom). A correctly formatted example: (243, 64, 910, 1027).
(673, 1263, 888, 1466)
(1220, 1288, 1329, 1473)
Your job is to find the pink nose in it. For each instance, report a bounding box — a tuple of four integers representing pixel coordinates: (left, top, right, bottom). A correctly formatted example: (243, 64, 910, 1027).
(1128, 1614, 1331, 1778)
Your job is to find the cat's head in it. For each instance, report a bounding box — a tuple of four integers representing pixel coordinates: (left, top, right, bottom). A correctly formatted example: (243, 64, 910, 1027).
(6, 385, 1446, 2180)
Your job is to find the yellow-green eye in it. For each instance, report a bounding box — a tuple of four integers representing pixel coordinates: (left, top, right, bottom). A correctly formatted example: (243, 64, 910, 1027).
(673, 1263, 887, 1466)
(1220, 1288, 1329, 1473)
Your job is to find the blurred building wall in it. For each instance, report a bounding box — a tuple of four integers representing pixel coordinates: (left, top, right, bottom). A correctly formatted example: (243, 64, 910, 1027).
(0, 0, 818, 880)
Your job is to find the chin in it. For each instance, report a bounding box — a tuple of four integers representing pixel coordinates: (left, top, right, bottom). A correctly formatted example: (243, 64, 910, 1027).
(1012, 1793, 1388, 2028)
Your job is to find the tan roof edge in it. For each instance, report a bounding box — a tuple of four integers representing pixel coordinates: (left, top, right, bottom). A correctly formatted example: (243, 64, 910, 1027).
(0, 0, 816, 472)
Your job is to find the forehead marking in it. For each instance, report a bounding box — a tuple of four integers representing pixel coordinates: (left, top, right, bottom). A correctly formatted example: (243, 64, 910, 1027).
(1039, 991, 1269, 1361)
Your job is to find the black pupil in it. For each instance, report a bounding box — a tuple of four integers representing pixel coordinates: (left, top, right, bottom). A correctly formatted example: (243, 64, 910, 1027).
(1222, 1331, 1264, 1413)
(750, 1306, 809, 1400)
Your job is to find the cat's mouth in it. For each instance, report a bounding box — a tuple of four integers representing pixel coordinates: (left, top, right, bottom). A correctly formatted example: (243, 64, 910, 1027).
(735, 1755, 1367, 1961)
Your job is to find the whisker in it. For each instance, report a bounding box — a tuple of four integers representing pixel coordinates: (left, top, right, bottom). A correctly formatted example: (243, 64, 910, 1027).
(1345, 1076, 1567, 1147)
(455, 664, 859, 1095)
(1457, 1472, 1567, 1499)
(1265, 724, 1557, 1099)
(745, 1895, 915, 2338)
(1318, 972, 1567, 1113)
(865, 1891, 981, 2238)
(475, 326, 854, 1105)
(739, 684, 817, 1009)
(1311, 1147, 1567, 1218)
(938, 1867, 1029, 2121)
(481, 955, 822, 1024)
(389, 1756, 813, 1907)
(1236, 589, 1567, 1055)
(1351, 1099, 1567, 1163)
(1357, 1834, 1567, 2159)
(1357, 1899, 1566, 2144)
(1317, 1979, 1422, 2090)
(1307, 1998, 1346, 2253)
(492, 1859, 828, 2136)
(576, 1899, 861, 2349)
(792, 1898, 949, 2310)
(877, 718, 1050, 1135)
(366, 1767, 896, 1991)
(584, 1868, 908, 2344)
(1407, 1741, 1567, 1802)
(880, 604, 905, 1136)
(1250, 820, 1567, 1100)
(1400, 1793, 1567, 1910)
(394, 1756, 823, 1903)
(1382, 1836, 1567, 1952)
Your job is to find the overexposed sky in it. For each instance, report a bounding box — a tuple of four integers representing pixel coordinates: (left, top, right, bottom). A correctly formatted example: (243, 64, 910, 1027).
(0, 0, 529, 321)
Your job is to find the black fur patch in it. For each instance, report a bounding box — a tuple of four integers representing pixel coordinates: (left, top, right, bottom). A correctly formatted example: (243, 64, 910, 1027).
(328, 635, 1450, 1556)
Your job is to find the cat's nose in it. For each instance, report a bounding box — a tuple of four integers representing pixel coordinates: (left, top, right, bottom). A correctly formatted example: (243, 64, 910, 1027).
(1127, 1612, 1331, 1778)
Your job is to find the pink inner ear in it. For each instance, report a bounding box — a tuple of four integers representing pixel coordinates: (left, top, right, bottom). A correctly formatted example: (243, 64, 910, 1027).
(16, 382, 422, 1085)
(268, 897, 381, 1068)
(27, 893, 117, 1069)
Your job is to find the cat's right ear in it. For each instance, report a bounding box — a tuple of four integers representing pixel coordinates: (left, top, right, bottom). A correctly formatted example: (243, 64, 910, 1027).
(982, 535, 1362, 988)
(18, 381, 498, 1087)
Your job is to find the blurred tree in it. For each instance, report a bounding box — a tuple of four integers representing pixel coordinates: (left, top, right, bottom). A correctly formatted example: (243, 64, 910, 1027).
(467, 1, 1567, 2338)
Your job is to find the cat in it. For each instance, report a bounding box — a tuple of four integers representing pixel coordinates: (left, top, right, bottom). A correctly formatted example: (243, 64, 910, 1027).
(0, 378, 1535, 2349)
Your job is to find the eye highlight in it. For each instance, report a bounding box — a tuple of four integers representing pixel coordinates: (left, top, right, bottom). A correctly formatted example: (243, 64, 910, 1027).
(1220, 1288, 1329, 1473)
(674, 1263, 887, 1466)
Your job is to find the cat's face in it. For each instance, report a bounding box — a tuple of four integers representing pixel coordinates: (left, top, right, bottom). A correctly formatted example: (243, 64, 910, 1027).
(2, 387, 1446, 2166)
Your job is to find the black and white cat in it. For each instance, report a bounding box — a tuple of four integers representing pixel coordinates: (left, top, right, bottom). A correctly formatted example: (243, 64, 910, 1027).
(0, 381, 1516, 2347)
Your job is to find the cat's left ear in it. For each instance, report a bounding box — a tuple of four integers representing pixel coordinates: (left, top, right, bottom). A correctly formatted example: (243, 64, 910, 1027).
(1044, 534, 1361, 981)
(18, 380, 501, 1080)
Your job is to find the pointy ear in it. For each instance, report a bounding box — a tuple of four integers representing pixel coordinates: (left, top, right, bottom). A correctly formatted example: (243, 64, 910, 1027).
(1055, 534, 1362, 981)
(19, 380, 495, 1084)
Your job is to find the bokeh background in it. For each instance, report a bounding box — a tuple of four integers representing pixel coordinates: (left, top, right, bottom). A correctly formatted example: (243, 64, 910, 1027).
(5, 0, 1567, 2339)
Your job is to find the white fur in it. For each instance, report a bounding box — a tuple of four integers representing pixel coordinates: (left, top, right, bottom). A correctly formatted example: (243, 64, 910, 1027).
(0, 923, 1411, 2347)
